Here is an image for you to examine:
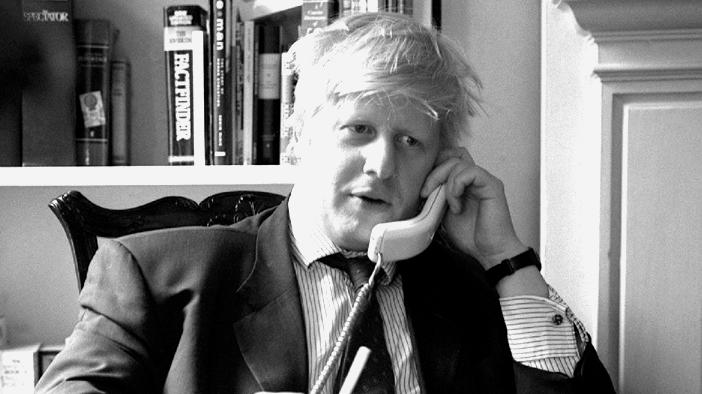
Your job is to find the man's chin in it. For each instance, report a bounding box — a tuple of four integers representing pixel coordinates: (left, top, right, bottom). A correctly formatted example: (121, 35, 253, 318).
(331, 225, 374, 252)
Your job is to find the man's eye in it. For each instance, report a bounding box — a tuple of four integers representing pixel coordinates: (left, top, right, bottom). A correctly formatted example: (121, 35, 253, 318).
(349, 125, 370, 134)
(397, 135, 419, 147)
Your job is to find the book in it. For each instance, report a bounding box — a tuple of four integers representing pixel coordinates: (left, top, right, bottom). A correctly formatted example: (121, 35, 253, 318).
(279, 50, 297, 166)
(163, 5, 209, 166)
(75, 19, 114, 166)
(0, 343, 41, 393)
(37, 344, 63, 378)
(110, 59, 130, 166)
(233, 19, 245, 165)
(241, 19, 257, 165)
(20, 0, 76, 167)
(301, 0, 337, 37)
(0, 1, 26, 167)
(210, 0, 232, 165)
(0, 314, 7, 348)
(341, 0, 353, 17)
(255, 24, 281, 165)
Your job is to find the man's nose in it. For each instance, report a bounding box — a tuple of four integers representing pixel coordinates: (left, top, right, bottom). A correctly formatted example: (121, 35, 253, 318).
(362, 136, 397, 180)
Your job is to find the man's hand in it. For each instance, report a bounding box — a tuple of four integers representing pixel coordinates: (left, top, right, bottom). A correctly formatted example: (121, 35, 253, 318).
(422, 148, 526, 268)
(422, 147, 547, 297)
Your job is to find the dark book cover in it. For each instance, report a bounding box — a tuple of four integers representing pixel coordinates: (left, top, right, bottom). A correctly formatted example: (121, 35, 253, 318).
(164, 5, 209, 166)
(110, 59, 130, 166)
(210, 0, 232, 165)
(233, 20, 245, 165)
(255, 24, 281, 165)
(0, 0, 35, 166)
(241, 19, 257, 165)
(75, 19, 113, 166)
(20, 0, 76, 166)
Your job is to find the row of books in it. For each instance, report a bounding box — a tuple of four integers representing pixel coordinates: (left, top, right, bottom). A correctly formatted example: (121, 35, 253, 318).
(341, 0, 414, 15)
(9, 1, 418, 167)
(0, 343, 62, 393)
(164, 2, 292, 166)
(10, 0, 130, 167)
(167, 0, 416, 166)
(74, 19, 131, 166)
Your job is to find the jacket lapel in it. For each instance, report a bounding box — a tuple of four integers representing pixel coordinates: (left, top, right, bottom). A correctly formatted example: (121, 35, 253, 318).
(231, 199, 309, 392)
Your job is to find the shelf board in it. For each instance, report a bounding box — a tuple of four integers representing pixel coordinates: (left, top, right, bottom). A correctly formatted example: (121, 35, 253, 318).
(0, 166, 298, 186)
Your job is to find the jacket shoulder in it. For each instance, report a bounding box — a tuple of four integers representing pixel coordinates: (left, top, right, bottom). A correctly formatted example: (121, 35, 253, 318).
(107, 211, 273, 291)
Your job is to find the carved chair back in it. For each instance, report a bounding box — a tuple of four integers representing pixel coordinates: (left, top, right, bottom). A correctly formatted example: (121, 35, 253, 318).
(49, 190, 285, 292)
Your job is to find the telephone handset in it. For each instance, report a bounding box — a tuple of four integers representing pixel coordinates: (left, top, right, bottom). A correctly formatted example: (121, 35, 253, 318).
(367, 184, 447, 262)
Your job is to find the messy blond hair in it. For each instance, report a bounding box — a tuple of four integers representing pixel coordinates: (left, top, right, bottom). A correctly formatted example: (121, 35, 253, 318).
(286, 12, 481, 158)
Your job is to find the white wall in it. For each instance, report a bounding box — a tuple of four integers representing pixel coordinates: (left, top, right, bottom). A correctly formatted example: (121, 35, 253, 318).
(540, 0, 601, 336)
(444, 0, 542, 251)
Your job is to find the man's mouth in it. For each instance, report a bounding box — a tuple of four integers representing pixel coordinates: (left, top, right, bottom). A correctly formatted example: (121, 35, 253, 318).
(357, 195, 386, 205)
(351, 190, 390, 206)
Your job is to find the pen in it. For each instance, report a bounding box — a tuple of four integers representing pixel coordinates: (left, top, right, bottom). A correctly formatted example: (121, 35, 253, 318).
(338, 347, 371, 394)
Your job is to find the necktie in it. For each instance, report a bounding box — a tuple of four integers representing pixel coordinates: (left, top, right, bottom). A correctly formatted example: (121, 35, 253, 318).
(320, 254, 395, 394)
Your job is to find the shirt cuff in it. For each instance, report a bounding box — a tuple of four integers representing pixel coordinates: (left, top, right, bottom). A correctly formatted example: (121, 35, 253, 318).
(500, 285, 585, 365)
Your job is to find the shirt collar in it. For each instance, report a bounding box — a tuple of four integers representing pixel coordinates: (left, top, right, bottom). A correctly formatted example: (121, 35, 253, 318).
(288, 187, 398, 283)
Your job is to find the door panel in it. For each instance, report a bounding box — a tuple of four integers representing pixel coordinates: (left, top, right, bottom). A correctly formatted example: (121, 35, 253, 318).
(620, 102, 702, 393)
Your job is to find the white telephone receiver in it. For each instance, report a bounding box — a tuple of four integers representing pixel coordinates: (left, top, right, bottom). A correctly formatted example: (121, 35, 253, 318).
(367, 184, 447, 262)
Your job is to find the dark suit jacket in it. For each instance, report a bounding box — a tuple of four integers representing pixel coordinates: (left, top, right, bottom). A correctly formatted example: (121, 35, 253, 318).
(36, 200, 614, 394)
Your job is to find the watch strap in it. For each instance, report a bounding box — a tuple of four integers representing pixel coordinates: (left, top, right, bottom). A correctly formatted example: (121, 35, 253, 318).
(485, 247, 541, 287)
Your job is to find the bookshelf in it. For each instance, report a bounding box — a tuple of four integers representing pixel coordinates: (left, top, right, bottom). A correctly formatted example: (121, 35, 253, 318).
(1, 0, 438, 187)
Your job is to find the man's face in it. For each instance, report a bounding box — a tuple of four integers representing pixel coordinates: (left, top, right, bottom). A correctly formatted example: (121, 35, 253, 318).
(296, 98, 441, 251)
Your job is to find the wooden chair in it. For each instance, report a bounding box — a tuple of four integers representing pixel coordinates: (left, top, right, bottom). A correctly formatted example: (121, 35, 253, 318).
(49, 190, 286, 292)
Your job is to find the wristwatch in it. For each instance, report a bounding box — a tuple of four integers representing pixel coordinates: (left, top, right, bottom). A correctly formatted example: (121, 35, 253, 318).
(485, 247, 541, 287)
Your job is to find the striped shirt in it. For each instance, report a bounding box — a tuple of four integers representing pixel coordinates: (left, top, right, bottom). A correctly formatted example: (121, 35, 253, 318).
(288, 192, 586, 393)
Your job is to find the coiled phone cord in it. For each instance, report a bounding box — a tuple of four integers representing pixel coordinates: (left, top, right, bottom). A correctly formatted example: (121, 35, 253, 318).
(308, 254, 385, 394)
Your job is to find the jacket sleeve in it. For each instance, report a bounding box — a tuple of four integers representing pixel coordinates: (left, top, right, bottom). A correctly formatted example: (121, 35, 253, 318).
(513, 339, 617, 394)
(35, 240, 166, 394)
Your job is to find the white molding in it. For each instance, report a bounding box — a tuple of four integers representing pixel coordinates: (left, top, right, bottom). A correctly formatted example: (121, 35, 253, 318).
(594, 65, 702, 83)
(563, 0, 702, 35)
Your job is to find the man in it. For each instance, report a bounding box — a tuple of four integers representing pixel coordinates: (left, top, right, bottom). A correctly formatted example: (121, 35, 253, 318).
(36, 12, 614, 394)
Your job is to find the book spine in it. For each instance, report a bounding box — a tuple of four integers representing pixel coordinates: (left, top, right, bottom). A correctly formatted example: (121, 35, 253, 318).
(210, 0, 231, 165)
(75, 19, 112, 166)
(256, 24, 281, 165)
(401, 0, 412, 15)
(224, 0, 234, 165)
(342, 0, 352, 17)
(0, 90, 22, 166)
(163, 5, 208, 166)
(301, 0, 337, 37)
(233, 20, 244, 165)
(192, 29, 208, 166)
(242, 20, 256, 165)
(110, 59, 130, 165)
(0, 314, 7, 347)
(279, 50, 297, 166)
(20, 0, 76, 166)
(0, 1, 23, 166)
